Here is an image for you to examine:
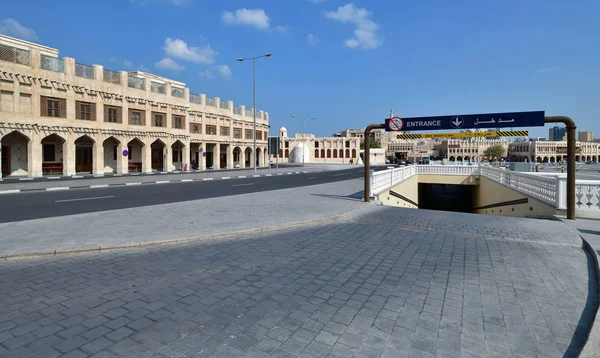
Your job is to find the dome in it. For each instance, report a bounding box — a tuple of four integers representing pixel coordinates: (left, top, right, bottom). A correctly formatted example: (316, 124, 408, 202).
(279, 126, 287, 132)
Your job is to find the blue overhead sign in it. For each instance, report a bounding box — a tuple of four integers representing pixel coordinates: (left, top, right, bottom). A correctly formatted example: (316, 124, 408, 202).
(385, 111, 545, 132)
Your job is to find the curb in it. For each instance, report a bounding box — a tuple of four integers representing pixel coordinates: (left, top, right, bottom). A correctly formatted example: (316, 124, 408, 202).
(0, 171, 312, 195)
(0, 210, 356, 261)
(562, 219, 600, 357)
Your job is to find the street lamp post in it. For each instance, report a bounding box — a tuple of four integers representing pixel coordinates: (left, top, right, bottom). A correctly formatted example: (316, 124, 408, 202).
(291, 114, 316, 166)
(237, 53, 272, 173)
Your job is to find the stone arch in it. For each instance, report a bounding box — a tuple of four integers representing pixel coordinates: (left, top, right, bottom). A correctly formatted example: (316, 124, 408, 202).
(284, 149, 289, 159)
(233, 146, 242, 167)
(464, 156, 470, 162)
(75, 135, 95, 174)
(1, 130, 30, 177)
(321, 149, 325, 158)
(127, 137, 145, 173)
(41, 133, 67, 176)
(315, 149, 319, 158)
(171, 140, 185, 170)
(536, 156, 542, 163)
(151, 139, 166, 171)
(593, 155, 598, 163)
(245, 147, 253, 167)
(345, 149, 350, 158)
(327, 149, 331, 158)
(457, 156, 463, 162)
(339, 149, 344, 158)
(352, 149, 356, 159)
(256, 147, 262, 167)
(333, 149, 338, 158)
(575, 155, 581, 162)
(543, 156, 549, 163)
(103, 136, 121, 174)
(449, 156, 455, 162)
(550, 156, 555, 163)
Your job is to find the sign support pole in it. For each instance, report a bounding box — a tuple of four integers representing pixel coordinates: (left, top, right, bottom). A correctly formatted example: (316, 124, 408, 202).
(545, 116, 576, 220)
(364, 123, 385, 202)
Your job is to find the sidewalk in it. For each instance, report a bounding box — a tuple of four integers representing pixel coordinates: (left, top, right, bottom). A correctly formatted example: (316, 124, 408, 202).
(0, 164, 357, 193)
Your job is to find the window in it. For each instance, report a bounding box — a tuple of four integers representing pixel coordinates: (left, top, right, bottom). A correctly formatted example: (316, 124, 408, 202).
(315, 142, 319, 148)
(285, 141, 289, 148)
(207, 125, 217, 135)
(172, 115, 184, 129)
(130, 110, 143, 125)
(76, 101, 94, 120)
(256, 131, 262, 140)
(190, 124, 201, 134)
(233, 128, 242, 139)
(346, 141, 350, 148)
(221, 127, 229, 136)
(43, 144, 55, 162)
(108, 107, 118, 123)
(245, 129, 253, 139)
(47, 98, 59, 117)
(153, 112, 164, 127)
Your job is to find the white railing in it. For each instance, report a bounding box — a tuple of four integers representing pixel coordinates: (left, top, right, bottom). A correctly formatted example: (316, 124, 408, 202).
(576, 181, 600, 213)
(417, 165, 480, 176)
(480, 166, 559, 207)
(370, 165, 417, 196)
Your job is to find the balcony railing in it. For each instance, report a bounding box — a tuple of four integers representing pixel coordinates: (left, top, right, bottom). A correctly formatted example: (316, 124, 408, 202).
(172, 87, 184, 98)
(128, 76, 145, 90)
(41, 54, 64, 73)
(75, 63, 95, 79)
(245, 108, 253, 117)
(103, 69, 121, 84)
(220, 100, 229, 110)
(0, 44, 31, 65)
(151, 81, 166, 94)
(206, 97, 216, 107)
(233, 106, 241, 115)
(189, 93, 201, 104)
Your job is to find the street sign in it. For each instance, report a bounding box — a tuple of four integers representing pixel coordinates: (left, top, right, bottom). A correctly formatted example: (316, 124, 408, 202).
(385, 111, 545, 132)
(395, 130, 529, 139)
(268, 137, 280, 155)
(202, 152, 206, 157)
(122, 149, 129, 156)
(388, 117, 404, 131)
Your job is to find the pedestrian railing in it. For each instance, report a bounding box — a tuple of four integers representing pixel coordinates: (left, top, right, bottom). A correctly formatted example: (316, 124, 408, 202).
(370, 165, 600, 215)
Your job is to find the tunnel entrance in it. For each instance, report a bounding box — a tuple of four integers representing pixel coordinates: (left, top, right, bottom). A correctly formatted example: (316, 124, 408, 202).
(418, 184, 474, 213)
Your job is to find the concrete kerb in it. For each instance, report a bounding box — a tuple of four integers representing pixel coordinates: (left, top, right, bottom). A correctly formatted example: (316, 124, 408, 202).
(562, 218, 600, 357)
(0, 208, 364, 261)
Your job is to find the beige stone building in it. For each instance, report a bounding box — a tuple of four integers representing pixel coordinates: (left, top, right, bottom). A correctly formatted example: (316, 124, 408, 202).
(0, 34, 269, 178)
(275, 127, 360, 164)
(508, 140, 600, 163)
(438, 139, 510, 162)
(333, 128, 388, 148)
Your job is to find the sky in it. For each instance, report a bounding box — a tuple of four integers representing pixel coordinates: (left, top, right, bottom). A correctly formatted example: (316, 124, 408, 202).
(1, 0, 599, 139)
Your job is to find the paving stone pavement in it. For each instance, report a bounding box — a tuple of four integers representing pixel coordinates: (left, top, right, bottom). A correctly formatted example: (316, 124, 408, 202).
(0, 206, 596, 358)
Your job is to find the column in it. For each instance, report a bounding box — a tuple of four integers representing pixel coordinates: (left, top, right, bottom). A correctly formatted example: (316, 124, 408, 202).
(63, 136, 76, 176)
(142, 142, 152, 174)
(200, 143, 206, 170)
(92, 140, 104, 175)
(226, 144, 233, 169)
(249, 147, 254, 168)
(214, 143, 220, 169)
(182, 141, 190, 171)
(116, 141, 128, 174)
(163, 143, 170, 172)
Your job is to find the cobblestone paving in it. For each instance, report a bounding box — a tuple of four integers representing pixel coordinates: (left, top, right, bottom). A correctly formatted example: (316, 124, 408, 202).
(0, 207, 594, 357)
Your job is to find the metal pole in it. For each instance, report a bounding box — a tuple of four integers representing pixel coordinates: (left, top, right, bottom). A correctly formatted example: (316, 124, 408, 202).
(276, 137, 279, 172)
(545, 116, 576, 220)
(303, 120, 306, 167)
(253, 58, 257, 173)
(364, 123, 386, 202)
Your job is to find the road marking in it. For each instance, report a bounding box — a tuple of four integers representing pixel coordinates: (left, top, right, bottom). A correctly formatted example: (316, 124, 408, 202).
(46, 187, 70, 191)
(55, 195, 115, 203)
(47, 177, 61, 180)
(295, 172, 300, 174)
(181, 179, 193, 182)
(306, 177, 318, 180)
(253, 175, 260, 177)
(156, 181, 170, 184)
(238, 176, 247, 178)
(277, 173, 284, 176)
(0, 190, 20, 194)
(203, 178, 214, 181)
(232, 183, 255, 187)
(19, 177, 34, 181)
(266, 174, 273, 176)
(90, 184, 109, 189)
(126, 182, 142, 186)
(114, 174, 122, 177)
(131, 173, 140, 176)
(287, 172, 293, 175)
(72, 176, 84, 179)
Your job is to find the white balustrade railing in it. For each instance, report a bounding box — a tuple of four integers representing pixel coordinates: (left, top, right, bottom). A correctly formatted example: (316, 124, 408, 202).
(370, 165, 417, 196)
(480, 166, 558, 207)
(576, 181, 600, 212)
(416, 165, 480, 176)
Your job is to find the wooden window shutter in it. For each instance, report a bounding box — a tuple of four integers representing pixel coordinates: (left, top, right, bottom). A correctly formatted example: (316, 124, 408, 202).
(75, 101, 81, 119)
(59, 98, 67, 118)
(90, 103, 96, 121)
(128, 108, 132, 124)
(105, 105, 110, 122)
(40, 96, 48, 116)
(117, 106, 122, 123)
(141, 110, 146, 126)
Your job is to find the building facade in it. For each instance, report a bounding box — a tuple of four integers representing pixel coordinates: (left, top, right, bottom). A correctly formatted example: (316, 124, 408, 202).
(0, 34, 269, 178)
(579, 131, 594, 142)
(276, 127, 360, 164)
(438, 139, 510, 162)
(508, 140, 600, 163)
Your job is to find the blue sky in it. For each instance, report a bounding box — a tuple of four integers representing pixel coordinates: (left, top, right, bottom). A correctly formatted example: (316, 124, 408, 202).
(1, 0, 599, 139)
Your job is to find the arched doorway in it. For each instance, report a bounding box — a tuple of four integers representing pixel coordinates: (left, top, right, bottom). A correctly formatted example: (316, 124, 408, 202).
(575, 155, 581, 162)
(1, 131, 30, 177)
(449, 156, 455, 162)
(41, 134, 66, 176)
(321, 149, 325, 158)
(233, 147, 242, 168)
(351, 149, 356, 160)
(284, 149, 289, 159)
(75, 135, 95, 174)
(151, 139, 166, 171)
(127, 138, 144, 172)
(172, 140, 185, 171)
(315, 149, 319, 158)
(339, 149, 344, 158)
(256, 147, 262, 167)
(327, 149, 331, 158)
(593, 156, 598, 163)
(245, 147, 253, 167)
(103, 136, 120, 174)
(550, 156, 555, 163)
(333, 149, 338, 158)
(536, 157, 542, 163)
(345, 149, 350, 158)
(543, 156, 548, 163)
(464, 156, 470, 162)
(457, 156, 463, 162)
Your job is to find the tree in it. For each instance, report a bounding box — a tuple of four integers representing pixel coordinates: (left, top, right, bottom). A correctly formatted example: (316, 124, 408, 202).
(483, 145, 506, 159)
(360, 141, 381, 150)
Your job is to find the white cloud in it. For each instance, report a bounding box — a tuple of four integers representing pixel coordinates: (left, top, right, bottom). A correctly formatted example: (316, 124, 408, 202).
(164, 38, 216, 64)
(199, 70, 215, 80)
(218, 65, 232, 79)
(274, 25, 288, 35)
(324, 3, 383, 49)
(155, 58, 184, 71)
(538, 66, 561, 73)
(221, 8, 270, 30)
(307, 33, 319, 46)
(0, 18, 38, 41)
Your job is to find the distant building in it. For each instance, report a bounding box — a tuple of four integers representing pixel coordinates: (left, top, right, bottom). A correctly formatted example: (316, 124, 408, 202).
(579, 131, 594, 142)
(549, 126, 567, 141)
(276, 127, 360, 164)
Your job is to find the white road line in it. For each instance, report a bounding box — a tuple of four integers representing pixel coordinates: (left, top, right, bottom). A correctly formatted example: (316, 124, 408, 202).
(19, 178, 34, 181)
(295, 172, 301, 174)
(266, 174, 273, 176)
(126, 182, 142, 186)
(277, 173, 284, 176)
(47, 177, 61, 180)
(131, 173, 140, 176)
(306, 177, 318, 180)
(90, 184, 109, 189)
(238, 176, 247, 178)
(55, 195, 115, 203)
(0, 190, 20, 194)
(72, 176, 84, 179)
(232, 183, 254, 187)
(114, 174, 122, 177)
(287, 172, 293, 175)
(253, 175, 260, 177)
(203, 178, 214, 181)
(46, 187, 70, 191)
(156, 181, 170, 184)
(181, 179, 193, 182)
(222, 177, 231, 180)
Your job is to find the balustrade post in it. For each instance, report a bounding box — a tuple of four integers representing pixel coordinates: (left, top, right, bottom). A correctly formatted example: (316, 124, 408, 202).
(369, 169, 374, 197)
(556, 175, 567, 209)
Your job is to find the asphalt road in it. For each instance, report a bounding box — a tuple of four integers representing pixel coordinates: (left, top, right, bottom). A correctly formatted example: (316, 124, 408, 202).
(0, 167, 366, 223)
